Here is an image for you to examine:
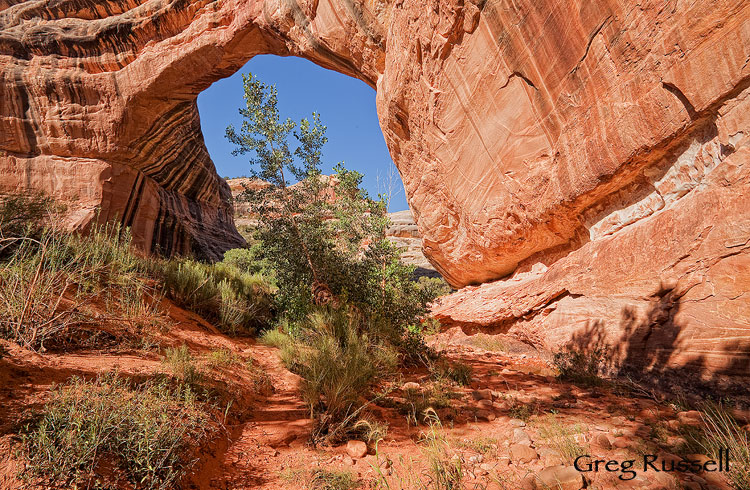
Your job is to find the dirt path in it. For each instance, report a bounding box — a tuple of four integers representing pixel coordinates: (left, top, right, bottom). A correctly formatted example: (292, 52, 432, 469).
(196, 331, 738, 490)
(1, 313, 742, 490)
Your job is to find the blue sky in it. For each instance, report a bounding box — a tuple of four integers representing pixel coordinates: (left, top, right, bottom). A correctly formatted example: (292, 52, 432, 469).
(197, 55, 408, 211)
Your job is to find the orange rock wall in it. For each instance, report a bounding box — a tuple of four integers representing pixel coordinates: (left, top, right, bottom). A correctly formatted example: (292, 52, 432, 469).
(1, 0, 749, 380)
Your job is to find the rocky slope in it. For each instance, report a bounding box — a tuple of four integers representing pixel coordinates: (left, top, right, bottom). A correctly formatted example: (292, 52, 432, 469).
(1, 0, 749, 382)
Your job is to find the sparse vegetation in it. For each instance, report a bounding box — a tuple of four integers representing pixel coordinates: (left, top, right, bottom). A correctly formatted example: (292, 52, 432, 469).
(402, 379, 459, 426)
(537, 415, 589, 465)
(553, 348, 606, 386)
(163, 344, 203, 389)
(467, 335, 507, 352)
(19, 373, 211, 490)
(205, 348, 240, 367)
(420, 411, 464, 490)
(161, 258, 273, 335)
(277, 305, 398, 441)
(429, 358, 473, 386)
(310, 469, 359, 490)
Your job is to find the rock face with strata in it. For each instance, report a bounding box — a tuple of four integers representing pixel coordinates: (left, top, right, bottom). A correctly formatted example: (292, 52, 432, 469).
(1, 0, 749, 382)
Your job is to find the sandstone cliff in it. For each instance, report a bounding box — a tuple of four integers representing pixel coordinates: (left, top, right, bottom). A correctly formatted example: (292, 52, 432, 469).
(1, 0, 749, 382)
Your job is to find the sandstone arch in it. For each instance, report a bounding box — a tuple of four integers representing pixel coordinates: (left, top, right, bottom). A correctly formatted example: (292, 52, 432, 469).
(2, 0, 749, 381)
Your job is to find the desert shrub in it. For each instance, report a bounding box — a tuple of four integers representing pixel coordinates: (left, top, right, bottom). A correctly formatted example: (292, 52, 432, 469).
(0, 193, 56, 255)
(161, 258, 273, 335)
(163, 344, 202, 388)
(0, 220, 159, 350)
(278, 305, 397, 440)
(430, 359, 472, 386)
(260, 327, 293, 349)
(19, 373, 210, 490)
(553, 348, 606, 386)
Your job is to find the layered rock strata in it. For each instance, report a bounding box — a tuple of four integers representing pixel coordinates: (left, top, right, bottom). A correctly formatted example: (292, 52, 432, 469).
(1, 0, 749, 380)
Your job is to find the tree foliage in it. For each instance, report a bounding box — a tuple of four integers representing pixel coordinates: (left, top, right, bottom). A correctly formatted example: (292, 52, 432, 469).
(226, 73, 445, 331)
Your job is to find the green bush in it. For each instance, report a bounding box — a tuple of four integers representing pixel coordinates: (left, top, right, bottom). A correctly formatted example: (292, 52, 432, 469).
(20, 373, 210, 490)
(161, 258, 273, 335)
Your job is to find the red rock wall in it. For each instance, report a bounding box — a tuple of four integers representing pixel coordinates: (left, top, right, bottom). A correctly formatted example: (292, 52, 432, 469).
(2, 0, 749, 380)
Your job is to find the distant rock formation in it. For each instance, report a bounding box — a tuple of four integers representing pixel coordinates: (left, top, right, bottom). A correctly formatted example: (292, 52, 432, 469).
(386, 210, 440, 279)
(1, 0, 748, 383)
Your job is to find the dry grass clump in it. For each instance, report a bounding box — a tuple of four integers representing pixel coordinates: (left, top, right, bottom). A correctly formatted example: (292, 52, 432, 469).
(536, 415, 589, 465)
(19, 372, 212, 490)
(698, 403, 750, 489)
(429, 358, 473, 386)
(0, 216, 163, 351)
(274, 305, 398, 442)
(310, 469, 360, 490)
(420, 411, 464, 490)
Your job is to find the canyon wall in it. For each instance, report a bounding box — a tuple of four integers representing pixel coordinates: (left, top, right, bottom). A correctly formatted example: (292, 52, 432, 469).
(1, 0, 748, 381)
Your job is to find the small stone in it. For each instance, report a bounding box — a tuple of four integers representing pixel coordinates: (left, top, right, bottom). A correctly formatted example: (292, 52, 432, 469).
(402, 382, 421, 391)
(666, 419, 681, 431)
(471, 389, 493, 401)
(677, 410, 703, 426)
(594, 433, 611, 450)
(534, 465, 584, 490)
(475, 409, 495, 421)
(509, 443, 538, 463)
(612, 437, 630, 449)
(346, 440, 368, 459)
(343, 455, 355, 466)
(538, 448, 563, 466)
(510, 419, 527, 427)
(519, 474, 536, 490)
(478, 399, 494, 408)
(512, 428, 532, 445)
(479, 463, 493, 472)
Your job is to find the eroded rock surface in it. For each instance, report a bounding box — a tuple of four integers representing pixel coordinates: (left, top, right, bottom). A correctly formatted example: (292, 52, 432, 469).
(2, 0, 749, 380)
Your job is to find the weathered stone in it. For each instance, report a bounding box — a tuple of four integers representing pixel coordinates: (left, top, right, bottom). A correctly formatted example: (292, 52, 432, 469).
(346, 440, 368, 459)
(593, 433, 612, 450)
(474, 409, 495, 422)
(512, 428, 532, 445)
(533, 466, 584, 490)
(509, 444, 538, 463)
(471, 389, 493, 401)
(677, 411, 703, 426)
(510, 419, 527, 428)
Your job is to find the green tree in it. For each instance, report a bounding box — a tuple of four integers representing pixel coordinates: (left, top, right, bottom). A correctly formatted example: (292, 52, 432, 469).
(226, 73, 447, 331)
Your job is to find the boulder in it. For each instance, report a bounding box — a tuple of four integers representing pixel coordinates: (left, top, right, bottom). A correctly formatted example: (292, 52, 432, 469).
(509, 444, 538, 463)
(533, 466, 584, 490)
(346, 440, 368, 459)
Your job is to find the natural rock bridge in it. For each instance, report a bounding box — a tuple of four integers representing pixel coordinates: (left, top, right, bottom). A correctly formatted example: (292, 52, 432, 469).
(1, 0, 749, 383)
